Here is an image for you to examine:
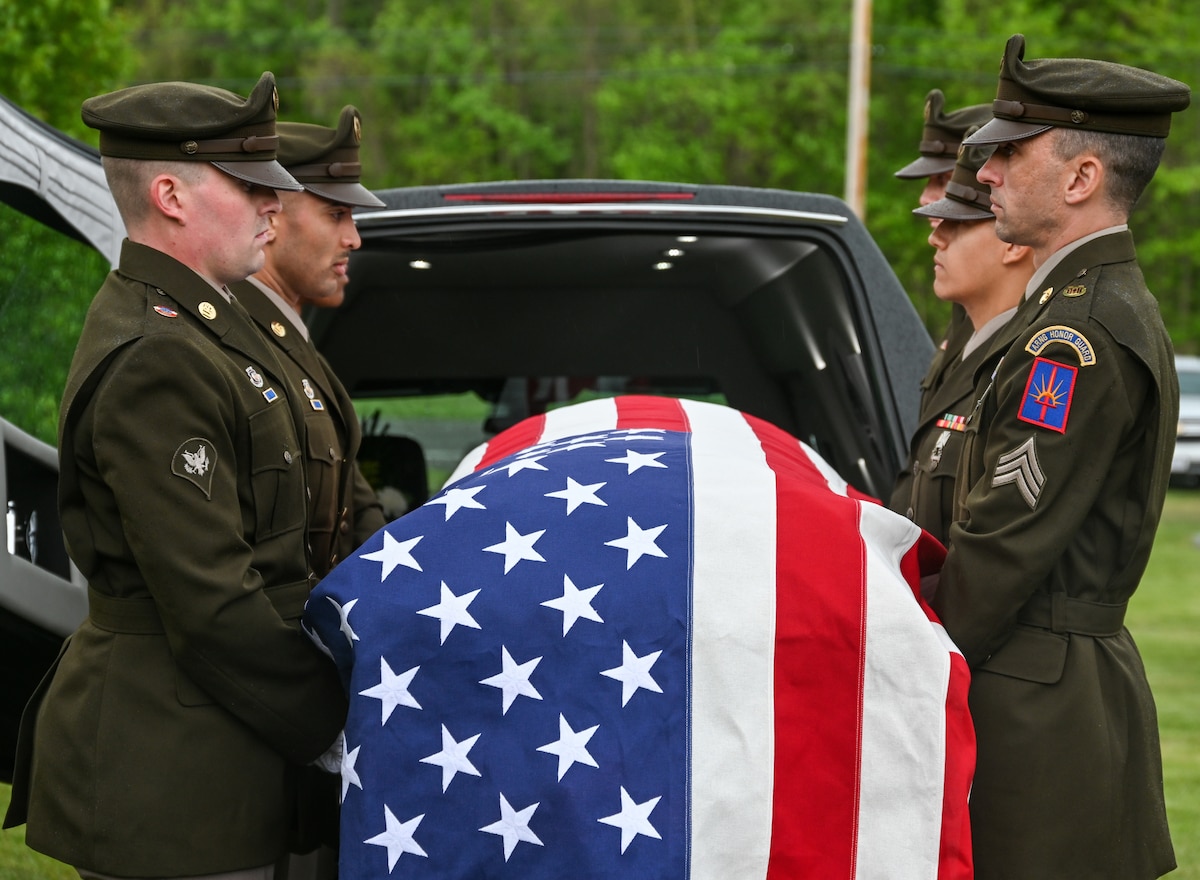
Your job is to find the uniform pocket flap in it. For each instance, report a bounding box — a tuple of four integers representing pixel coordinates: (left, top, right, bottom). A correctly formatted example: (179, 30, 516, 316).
(978, 625, 1069, 684)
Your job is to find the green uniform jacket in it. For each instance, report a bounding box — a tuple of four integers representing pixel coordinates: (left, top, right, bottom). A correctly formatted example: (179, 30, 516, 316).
(889, 316, 986, 547)
(934, 231, 1176, 879)
(3, 242, 349, 877)
(232, 281, 385, 575)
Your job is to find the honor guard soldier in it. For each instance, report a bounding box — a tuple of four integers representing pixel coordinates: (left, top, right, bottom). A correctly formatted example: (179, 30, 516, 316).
(2, 73, 348, 880)
(889, 127, 1033, 548)
(232, 105, 387, 581)
(893, 90, 993, 493)
(933, 34, 1190, 879)
(230, 108, 390, 880)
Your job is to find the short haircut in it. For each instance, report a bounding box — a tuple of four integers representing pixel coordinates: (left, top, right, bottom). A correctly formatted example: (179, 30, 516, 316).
(102, 157, 207, 228)
(1051, 128, 1166, 216)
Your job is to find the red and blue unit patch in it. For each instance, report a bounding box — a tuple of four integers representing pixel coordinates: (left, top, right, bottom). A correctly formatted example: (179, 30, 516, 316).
(1018, 356, 1077, 433)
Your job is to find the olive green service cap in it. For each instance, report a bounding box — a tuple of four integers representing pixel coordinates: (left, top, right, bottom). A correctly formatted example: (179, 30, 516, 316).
(913, 126, 996, 222)
(894, 89, 992, 179)
(81, 71, 302, 192)
(966, 34, 1191, 145)
(277, 105, 386, 208)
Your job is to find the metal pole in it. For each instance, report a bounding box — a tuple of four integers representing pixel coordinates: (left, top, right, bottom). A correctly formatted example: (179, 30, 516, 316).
(845, 0, 872, 220)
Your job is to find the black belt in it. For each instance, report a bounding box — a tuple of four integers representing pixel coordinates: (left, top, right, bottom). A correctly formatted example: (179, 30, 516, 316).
(1017, 592, 1127, 637)
(88, 579, 314, 634)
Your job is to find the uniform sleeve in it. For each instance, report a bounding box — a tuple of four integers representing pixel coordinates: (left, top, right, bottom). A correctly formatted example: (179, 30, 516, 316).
(935, 326, 1137, 666)
(91, 333, 347, 763)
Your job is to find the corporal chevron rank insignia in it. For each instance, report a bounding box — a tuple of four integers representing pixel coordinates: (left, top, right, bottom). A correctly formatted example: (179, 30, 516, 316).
(1018, 357, 1077, 433)
(991, 436, 1045, 509)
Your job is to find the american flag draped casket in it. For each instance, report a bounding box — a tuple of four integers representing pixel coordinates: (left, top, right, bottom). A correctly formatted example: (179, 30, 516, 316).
(302, 395, 974, 879)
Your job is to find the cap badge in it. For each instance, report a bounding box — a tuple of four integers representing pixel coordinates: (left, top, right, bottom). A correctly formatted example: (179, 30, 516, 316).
(272, 87, 280, 112)
(1070, 110, 1088, 125)
(353, 115, 362, 144)
(182, 140, 199, 155)
(245, 366, 264, 388)
(271, 321, 287, 337)
(199, 301, 218, 320)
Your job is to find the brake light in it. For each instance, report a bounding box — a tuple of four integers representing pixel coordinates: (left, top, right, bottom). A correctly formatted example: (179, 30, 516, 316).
(442, 192, 696, 204)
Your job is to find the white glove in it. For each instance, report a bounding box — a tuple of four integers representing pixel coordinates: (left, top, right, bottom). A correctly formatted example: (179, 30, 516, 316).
(312, 729, 344, 774)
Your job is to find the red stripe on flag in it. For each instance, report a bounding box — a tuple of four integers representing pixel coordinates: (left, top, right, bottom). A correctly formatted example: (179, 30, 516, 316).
(613, 395, 692, 433)
(475, 413, 547, 470)
(749, 416, 866, 878)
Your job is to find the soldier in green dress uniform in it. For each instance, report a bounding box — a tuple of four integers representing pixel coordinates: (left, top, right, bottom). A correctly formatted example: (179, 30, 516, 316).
(2, 73, 348, 880)
(232, 105, 387, 581)
(933, 34, 1190, 879)
(891, 90, 993, 511)
(230, 107, 390, 880)
(889, 128, 1033, 548)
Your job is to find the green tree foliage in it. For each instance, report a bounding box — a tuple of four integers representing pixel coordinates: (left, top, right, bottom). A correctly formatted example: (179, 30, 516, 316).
(0, 208, 110, 443)
(0, 0, 130, 442)
(869, 1, 1200, 349)
(0, 0, 133, 135)
(5, 0, 1200, 440)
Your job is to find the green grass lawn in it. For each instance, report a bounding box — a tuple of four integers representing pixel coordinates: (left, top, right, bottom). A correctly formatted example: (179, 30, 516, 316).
(3, 490, 1198, 878)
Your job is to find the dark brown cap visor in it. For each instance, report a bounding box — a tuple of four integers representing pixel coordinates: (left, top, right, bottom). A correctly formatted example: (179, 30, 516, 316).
(963, 116, 1052, 145)
(304, 180, 386, 208)
(212, 159, 303, 192)
(894, 154, 958, 179)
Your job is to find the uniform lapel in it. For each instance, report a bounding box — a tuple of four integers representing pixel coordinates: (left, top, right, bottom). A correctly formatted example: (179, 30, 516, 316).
(233, 281, 347, 424)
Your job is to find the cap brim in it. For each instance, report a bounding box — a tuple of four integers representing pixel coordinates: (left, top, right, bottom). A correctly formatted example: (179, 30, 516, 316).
(913, 196, 996, 222)
(212, 159, 304, 192)
(963, 117, 1052, 145)
(894, 155, 957, 179)
(303, 181, 387, 209)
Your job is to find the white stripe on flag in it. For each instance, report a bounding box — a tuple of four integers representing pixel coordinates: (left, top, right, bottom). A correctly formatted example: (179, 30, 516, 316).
(682, 399, 776, 880)
(443, 443, 484, 487)
(799, 439, 851, 497)
(541, 396, 619, 441)
(855, 501, 951, 880)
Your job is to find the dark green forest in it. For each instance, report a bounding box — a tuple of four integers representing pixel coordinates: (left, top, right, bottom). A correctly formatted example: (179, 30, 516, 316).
(3, 0, 1199, 442)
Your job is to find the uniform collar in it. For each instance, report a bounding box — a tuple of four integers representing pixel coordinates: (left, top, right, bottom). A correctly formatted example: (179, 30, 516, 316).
(1024, 224, 1128, 300)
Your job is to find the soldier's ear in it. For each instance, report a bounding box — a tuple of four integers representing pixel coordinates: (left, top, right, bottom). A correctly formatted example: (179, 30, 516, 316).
(1001, 242, 1033, 266)
(1063, 153, 1104, 207)
(149, 173, 187, 225)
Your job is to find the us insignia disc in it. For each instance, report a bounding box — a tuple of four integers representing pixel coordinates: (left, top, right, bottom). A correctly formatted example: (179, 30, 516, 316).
(199, 302, 218, 320)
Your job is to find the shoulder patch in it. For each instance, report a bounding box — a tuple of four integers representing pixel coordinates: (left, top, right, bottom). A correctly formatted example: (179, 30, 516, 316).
(172, 438, 217, 499)
(1018, 356, 1077, 433)
(1024, 325, 1096, 366)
